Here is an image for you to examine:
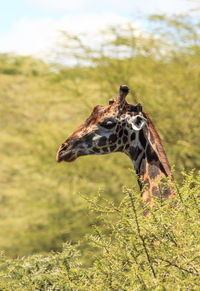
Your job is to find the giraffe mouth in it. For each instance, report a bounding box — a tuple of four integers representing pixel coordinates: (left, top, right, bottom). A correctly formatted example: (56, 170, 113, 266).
(56, 149, 77, 163)
(64, 155, 77, 162)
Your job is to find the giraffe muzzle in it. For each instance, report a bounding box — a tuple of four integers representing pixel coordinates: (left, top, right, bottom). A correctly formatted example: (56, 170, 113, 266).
(56, 145, 77, 163)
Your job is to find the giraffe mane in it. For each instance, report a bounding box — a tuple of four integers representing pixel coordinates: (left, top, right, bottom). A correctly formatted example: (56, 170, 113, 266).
(143, 112, 171, 177)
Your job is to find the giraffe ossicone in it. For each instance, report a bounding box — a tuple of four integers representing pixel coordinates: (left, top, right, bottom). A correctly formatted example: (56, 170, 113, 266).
(56, 85, 175, 207)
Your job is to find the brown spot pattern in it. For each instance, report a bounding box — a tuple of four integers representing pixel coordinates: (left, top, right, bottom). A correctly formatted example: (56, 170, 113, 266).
(148, 164, 159, 179)
(140, 158, 146, 175)
(152, 186, 160, 197)
(98, 136, 107, 146)
(131, 132, 135, 140)
(109, 134, 117, 144)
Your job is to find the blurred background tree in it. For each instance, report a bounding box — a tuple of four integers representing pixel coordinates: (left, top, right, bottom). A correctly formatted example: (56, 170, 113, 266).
(0, 14, 199, 266)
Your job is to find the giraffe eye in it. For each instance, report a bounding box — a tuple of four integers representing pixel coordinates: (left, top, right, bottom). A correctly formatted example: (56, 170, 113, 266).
(99, 120, 116, 129)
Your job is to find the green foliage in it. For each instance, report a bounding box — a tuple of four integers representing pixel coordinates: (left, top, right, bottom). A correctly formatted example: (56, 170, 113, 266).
(0, 53, 49, 76)
(86, 171, 200, 290)
(0, 243, 84, 290)
(1, 172, 200, 290)
(0, 13, 200, 289)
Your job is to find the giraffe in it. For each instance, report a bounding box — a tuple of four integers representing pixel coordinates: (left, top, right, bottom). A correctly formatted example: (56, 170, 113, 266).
(56, 85, 175, 209)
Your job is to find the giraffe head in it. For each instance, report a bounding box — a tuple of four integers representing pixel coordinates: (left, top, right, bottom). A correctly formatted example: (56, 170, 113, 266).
(56, 85, 174, 206)
(56, 85, 148, 163)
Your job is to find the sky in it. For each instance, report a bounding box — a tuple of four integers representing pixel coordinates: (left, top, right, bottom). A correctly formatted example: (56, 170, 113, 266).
(0, 0, 199, 58)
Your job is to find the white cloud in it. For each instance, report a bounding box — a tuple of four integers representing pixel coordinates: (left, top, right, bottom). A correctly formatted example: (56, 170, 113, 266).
(0, 0, 198, 59)
(134, 0, 198, 15)
(0, 13, 135, 57)
(0, 18, 57, 56)
(26, 0, 197, 14)
(26, 0, 86, 11)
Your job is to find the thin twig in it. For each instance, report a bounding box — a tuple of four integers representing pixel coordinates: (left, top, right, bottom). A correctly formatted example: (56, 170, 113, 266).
(128, 192, 157, 279)
(158, 257, 200, 276)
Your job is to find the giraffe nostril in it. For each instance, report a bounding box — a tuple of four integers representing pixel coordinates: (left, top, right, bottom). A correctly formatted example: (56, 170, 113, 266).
(56, 142, 70, 162)
(60, 145, 67, 152)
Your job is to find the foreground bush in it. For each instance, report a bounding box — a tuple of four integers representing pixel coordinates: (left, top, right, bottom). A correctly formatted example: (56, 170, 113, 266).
(1, 14, 200, 260)
(1, 171, 200, 290)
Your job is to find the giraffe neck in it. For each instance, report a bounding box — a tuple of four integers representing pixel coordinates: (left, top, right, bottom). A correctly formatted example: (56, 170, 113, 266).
(127, 113, 174, 205)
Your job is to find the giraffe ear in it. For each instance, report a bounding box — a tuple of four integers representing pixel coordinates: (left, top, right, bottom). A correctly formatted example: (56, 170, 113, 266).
(127, 115, 147, 131)
(117, 85, 130, 103)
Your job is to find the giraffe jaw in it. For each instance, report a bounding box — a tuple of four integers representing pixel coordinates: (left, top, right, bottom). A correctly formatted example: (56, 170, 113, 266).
(63, 155, 77, 163)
